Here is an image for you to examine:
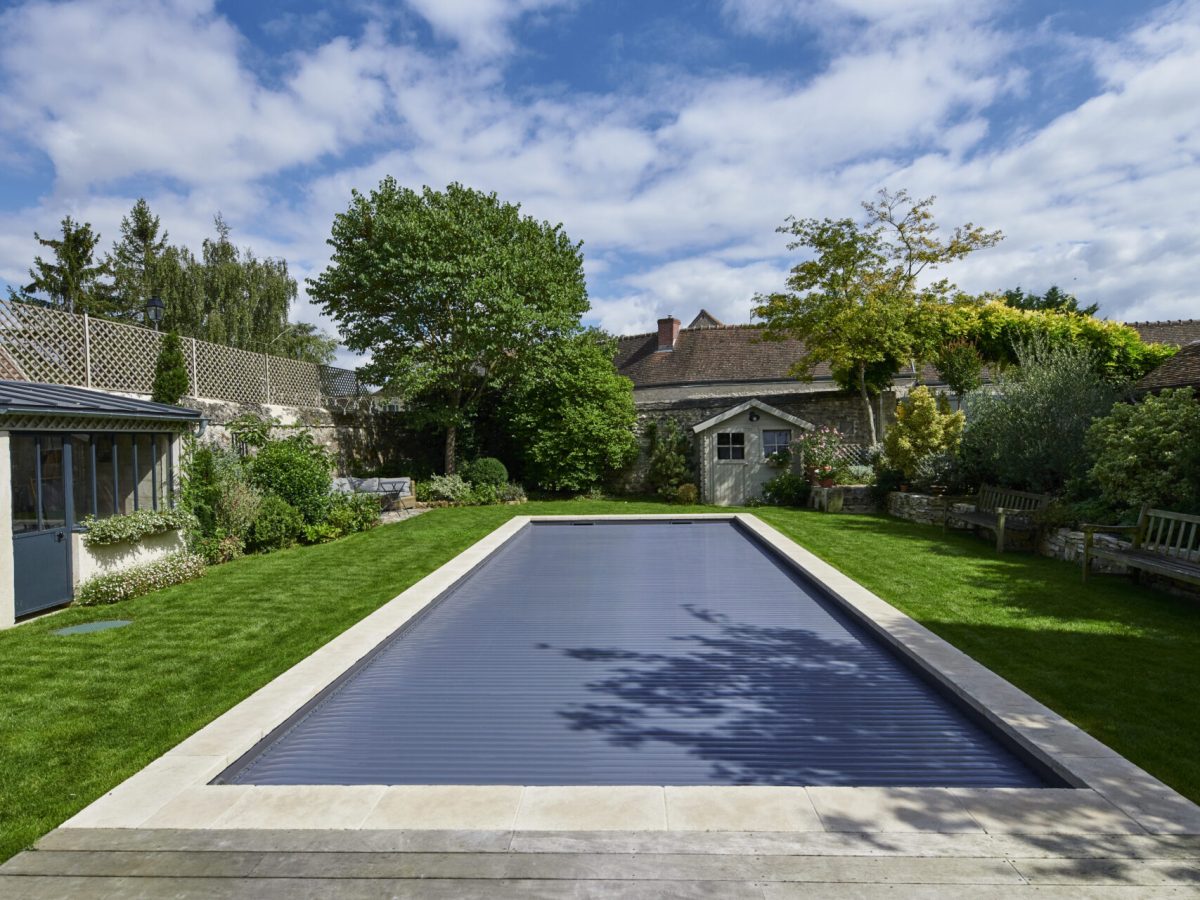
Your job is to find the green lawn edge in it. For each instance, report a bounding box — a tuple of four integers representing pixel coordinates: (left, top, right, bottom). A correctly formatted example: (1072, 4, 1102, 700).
(2, 499, 1197, 862)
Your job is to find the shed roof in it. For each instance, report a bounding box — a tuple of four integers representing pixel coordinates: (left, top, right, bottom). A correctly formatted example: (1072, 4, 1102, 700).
(1136, 342, 1200, 392)
(0, 380, 202, 421)
(692, 399, 815, 433)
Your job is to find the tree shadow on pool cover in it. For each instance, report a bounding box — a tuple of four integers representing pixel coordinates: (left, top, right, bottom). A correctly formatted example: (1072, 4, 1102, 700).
(549, 605, 1036, 787)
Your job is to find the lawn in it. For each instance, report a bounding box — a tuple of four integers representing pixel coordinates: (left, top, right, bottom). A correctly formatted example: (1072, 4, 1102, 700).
(2, 499, 1198, 861)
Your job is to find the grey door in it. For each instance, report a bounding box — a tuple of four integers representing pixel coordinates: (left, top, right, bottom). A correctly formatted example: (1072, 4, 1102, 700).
(11, 434, 73, 617)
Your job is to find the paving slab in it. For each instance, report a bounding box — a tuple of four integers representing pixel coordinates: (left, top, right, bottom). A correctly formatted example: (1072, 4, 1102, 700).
(951, 788, 1146, 835)
(209, 785, 386, 830)
(665, 787, 823, 832)
(806, 787, 983, 833)
(362, 786, 523, 831)
(515, 786, 668, 831)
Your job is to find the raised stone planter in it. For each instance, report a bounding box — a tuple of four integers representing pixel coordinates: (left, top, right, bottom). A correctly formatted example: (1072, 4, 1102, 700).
(1041, 527, 1131, 574)
(72, 528, 187, 588)
(810, 485, 876, 513)
(886, 491, 946, 525)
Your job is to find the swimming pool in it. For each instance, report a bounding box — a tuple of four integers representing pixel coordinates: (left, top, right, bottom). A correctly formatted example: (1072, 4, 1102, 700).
(218, 519, 1054, 788)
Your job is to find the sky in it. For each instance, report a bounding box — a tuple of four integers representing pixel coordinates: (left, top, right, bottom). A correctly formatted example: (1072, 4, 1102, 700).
(1, 0, 1197, 369)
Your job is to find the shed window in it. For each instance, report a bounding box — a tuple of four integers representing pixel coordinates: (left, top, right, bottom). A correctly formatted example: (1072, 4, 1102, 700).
(763, 429, 791, 458)
(716, 432, 745, 460)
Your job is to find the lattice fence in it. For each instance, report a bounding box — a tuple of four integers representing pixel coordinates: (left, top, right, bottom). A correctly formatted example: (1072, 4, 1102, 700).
(0, 299, 360, 407)
(834, 443, 877, 467)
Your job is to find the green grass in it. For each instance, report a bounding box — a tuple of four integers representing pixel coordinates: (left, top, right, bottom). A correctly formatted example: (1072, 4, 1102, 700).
(2, 499, 1198, 861)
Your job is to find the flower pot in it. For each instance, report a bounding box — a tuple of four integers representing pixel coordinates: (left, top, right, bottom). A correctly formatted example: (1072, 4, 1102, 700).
(819, 477, 835, 488)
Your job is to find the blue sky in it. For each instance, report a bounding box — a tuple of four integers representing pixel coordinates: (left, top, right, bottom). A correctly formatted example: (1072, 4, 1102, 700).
(1, 0, 1197, 367)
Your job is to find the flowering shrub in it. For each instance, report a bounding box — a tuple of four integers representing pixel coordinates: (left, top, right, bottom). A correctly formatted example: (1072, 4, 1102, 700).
(792, 426, 844, 472)
(75, 552, 206, 606)
(81, 508, 197, 547)
(418, 474, 474, 503)
(499, 482, 527, 503)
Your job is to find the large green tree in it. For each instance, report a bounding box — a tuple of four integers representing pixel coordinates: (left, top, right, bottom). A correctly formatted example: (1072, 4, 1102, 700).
(502, 330, 638, 491)
(16, 216, 113, 315)
(308, 179, 589, 473)
(107, 199, 169, 321)
(754, 190, 1002, 444)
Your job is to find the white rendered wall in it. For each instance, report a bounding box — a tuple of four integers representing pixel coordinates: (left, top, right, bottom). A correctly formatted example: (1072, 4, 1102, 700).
(72, 528, 185, 587)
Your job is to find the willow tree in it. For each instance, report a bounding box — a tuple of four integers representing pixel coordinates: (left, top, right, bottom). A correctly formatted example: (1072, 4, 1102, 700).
(754, 190, 1002, 444)
(308, 179, 588, 473)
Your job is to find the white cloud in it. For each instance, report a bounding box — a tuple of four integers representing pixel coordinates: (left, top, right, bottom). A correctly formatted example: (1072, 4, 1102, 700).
(402, 0, 574, 58)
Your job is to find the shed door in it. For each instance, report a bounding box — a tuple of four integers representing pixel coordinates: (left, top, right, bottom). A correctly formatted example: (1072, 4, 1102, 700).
(11, 435, 73, 617)
(713, 431, 746, 505)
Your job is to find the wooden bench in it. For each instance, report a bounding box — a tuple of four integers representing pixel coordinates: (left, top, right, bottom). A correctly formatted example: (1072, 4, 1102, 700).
(1082, 505, 1200, 586)
(943, 484, 1053, 553)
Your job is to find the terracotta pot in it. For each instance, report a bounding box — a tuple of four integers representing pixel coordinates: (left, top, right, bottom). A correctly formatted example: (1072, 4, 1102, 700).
(820, 477, 835, 488)
(900, 484, 910, 492)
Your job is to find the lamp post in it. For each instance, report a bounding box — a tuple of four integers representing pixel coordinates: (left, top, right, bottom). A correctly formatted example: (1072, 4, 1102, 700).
(145, 296, 165, 332)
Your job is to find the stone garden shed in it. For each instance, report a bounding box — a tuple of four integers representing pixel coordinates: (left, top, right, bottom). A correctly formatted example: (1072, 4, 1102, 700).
(692, 399, 813, 506)
(0, 380, 202, 627)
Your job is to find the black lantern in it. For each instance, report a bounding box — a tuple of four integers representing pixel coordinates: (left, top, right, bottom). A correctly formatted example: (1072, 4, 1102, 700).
(145, 296, 165, 331)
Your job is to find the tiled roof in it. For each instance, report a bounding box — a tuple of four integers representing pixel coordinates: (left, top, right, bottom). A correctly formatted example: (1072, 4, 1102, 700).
(687, 310, 725, 329)
(615, 316, 1199, 391)
(1137, 342, 1200, 392)
(1127, 319, 1200, 347)
(615, 325, 833, 388)
(0, 380, 202, 420)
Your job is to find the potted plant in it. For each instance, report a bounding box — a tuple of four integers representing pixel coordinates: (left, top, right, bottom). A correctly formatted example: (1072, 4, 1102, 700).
(765, 449, 791, 468)
(792, 427, 845, 486)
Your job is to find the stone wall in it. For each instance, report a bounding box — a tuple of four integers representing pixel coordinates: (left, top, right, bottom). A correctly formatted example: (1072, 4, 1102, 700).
(886, 491, 1134, 574)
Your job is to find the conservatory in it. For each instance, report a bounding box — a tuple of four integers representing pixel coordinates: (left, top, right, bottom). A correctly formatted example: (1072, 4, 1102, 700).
(0, 380, 201, 626)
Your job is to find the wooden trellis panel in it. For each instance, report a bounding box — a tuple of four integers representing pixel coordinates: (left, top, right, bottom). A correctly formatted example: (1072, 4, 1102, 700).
(0, 301, 89, 386)
(0, 299, 360, 407)
(87, 315, 165, 394)
(268, 355, 324, 407)
(195, 341, 268, 404)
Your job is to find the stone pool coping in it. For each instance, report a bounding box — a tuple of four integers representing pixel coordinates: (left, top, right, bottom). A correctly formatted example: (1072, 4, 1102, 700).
(60, 513, 1200, 836)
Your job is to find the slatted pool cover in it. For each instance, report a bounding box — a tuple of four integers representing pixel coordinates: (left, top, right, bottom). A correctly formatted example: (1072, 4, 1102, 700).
(223, 521, 1047, 787)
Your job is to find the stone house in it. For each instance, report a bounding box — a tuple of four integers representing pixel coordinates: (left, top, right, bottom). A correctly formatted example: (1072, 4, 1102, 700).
(614, 311, 928, 503)
(615, 312, 1200, 505)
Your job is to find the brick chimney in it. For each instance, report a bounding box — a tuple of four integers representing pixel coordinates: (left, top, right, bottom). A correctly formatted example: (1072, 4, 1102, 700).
(657, 316, 681, 351)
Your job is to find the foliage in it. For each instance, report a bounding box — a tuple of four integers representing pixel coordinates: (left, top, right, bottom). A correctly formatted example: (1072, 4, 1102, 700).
(180, 441, 262, 545)
(838, 464, 875, 485)
(13, 216, 113, 315)
(248, 495, 304, 553)
(309, 179, 589, 473)
(302, 522, 342, 544)
(935, 301, 1175, 384)
(75, 552, 206, 606)
(1004, 285, 1098, 317)
(645, 419, 694, 500)
(1085, 388, 1200, 514)
(273, 322, 339, 365)
(106, 198, 170, 321)
(247, 434, 333, 524)
(761, 473, 811, 507)
(228, 413, 277, 450)
(419, 474, 475, 503)
(461, 457, 508, 488)
(325, 492, 382, 536)
(960, 338, 1120, 493)
(81, 508, 196, 547)
(871, 466, 907, 502)
(673, 483, 699, 505)
(193, 534, 245, 565)
(499, 482, 527, 503)
(792, 426, 844, 471)
(911, 452, 965, 494)
(502, 330, 638, 491)
(150, 331, 189, 404)
(934, 339, 984, 398)
(214, 478, 263, 541)
(755, 189, 1002, 443)
(883, 386, 964, 479)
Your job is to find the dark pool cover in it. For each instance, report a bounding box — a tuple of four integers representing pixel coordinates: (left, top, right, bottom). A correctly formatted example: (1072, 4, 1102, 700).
(222, 521, 1047, 787)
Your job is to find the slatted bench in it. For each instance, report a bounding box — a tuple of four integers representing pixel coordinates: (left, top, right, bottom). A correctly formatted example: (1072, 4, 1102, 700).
(1082, 505, 1200, 586)
(943, 484, 1053, 553)
(332, 476, 416, 514)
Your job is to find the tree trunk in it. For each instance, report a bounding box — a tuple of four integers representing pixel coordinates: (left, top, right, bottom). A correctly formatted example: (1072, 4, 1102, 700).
(444, 423, 457, 475)
(858, 362, 878, 446)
